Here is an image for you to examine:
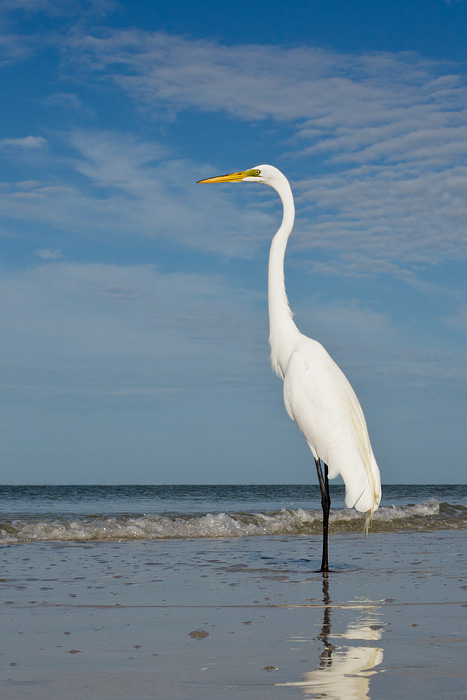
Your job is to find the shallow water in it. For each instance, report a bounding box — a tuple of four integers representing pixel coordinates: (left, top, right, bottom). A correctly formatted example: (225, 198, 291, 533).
(1, 531, 466, 700)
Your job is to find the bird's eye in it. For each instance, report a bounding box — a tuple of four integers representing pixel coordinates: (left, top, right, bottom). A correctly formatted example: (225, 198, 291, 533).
(254, 169, 261, 176)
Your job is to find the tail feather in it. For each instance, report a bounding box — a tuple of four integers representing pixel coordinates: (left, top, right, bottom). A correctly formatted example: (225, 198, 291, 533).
(343, 452, 381, 531)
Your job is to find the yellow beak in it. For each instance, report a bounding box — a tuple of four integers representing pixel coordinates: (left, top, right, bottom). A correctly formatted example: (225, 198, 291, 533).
(197, 169, 254, 184)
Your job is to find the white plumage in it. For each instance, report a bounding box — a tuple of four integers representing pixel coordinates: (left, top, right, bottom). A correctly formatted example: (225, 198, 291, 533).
(282, 338, 380, 514)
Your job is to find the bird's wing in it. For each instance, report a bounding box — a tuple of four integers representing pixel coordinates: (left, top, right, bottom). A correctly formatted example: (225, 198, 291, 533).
(283, 339, 380, 513)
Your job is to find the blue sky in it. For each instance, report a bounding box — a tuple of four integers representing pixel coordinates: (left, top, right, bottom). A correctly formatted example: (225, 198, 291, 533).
(1, 0, 466, 485)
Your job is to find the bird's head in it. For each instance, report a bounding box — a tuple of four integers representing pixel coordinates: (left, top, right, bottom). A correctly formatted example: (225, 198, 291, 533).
(197, 164, 283, 187)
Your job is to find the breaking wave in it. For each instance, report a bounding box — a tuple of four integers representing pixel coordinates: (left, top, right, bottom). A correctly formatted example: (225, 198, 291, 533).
(1, 499, 465, 543)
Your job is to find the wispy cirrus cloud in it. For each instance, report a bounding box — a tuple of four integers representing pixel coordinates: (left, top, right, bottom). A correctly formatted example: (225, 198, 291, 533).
(0, 127, 276, 256)
(64, 31, 467, 163)
(293, 163, 467, 275)
(35, 247, 62, 259)
(57, 31, 467, 275)
(0, 261, 267, 409)
(0, 0, 114, 19)
(0, 135, 47, 148)
(2, 30, 467, 275)
(0, 32, 36, 65)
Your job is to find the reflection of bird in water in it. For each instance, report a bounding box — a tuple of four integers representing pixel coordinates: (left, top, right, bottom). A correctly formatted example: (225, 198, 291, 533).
(278, 575, 384, 699)
(316, 573, 335, 668)
(287, 644, 383, 700)
(198, 165, 381, 571)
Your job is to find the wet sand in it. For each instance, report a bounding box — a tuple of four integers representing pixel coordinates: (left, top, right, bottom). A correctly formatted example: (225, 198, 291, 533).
(1, 531, 467, 699)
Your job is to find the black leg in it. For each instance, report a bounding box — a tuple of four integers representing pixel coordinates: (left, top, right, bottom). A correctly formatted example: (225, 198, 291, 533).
(315, 458, 331, 572)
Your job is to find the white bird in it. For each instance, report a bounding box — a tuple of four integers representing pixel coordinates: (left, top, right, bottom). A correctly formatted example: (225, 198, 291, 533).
(197, 165, 381, 571)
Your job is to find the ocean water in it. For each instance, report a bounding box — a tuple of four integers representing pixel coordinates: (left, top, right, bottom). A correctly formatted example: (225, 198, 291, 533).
(0, 484, 465, 544)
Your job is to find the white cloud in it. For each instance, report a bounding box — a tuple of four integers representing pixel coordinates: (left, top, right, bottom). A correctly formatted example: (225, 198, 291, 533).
(0, 33, 36, 65)
(0, 128, 276, 257)
(56, 32, 467, 275)
(0, 0, 114, 18)
(0, 135, 47, 148)
(41, 92, 87, 112)
(0, 262, 268, 410)
(35, 248, 62, 259)
(65, 32, 467, 152)
(292, 163, 467, 275)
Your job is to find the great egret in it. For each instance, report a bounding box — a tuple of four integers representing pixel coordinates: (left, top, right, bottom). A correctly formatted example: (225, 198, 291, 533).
(197, 165, 381, 571)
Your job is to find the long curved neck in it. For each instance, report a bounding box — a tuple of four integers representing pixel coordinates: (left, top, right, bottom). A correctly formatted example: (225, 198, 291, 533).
(268, 178, 300, 378)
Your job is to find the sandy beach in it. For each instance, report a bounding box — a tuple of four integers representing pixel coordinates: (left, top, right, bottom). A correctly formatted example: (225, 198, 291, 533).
(2, 530, 466, 699)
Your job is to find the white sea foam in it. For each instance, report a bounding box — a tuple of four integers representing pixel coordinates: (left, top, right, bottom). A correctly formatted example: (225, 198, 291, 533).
(374, 498, 440, 521)
(1, 498, 464, 543)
